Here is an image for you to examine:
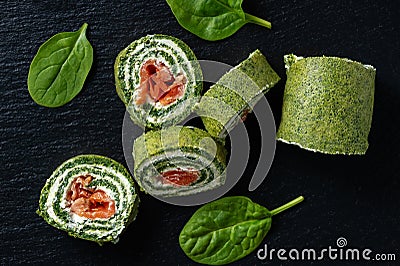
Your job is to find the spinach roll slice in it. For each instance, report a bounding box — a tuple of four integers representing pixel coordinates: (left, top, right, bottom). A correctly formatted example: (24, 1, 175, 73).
(115, 34, 202, 129)
(277, 54, 376, 155)
(196, 49, 280, 138)
(133, 126, 227, 197)
(37, 155, 139, 244)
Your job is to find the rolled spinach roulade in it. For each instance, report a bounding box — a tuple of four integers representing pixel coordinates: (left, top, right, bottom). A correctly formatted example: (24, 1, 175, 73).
(37, 155, 139, 244)
(115, 34, 202, 129)
(133, 126, 227, 197)
(196, 49, 280, 138)
(277, 54, 376, 155)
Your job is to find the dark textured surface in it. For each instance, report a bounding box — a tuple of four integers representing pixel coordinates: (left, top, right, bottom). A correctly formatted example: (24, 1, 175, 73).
(1, 0, 399, 265)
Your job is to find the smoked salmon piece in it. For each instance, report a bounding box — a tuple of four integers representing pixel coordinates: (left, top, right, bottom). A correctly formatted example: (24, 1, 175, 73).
(136, 59, 186, 106)
(67, 175, 116, 219)
(161, 168, 199, 186)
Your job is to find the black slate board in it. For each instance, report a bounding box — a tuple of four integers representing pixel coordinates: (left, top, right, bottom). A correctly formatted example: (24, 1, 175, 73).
(1, 0, 400, 265)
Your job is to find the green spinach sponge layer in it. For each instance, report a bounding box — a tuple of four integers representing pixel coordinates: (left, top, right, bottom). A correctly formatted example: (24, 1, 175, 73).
(277, 54, 376, 155)
(196, 49, 280, 138)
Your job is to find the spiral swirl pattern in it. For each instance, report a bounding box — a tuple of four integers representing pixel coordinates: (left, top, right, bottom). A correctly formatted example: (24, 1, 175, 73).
(133, 126, 227, 197)
(37, 155, 139, 244)
(115, 34, 202, 129)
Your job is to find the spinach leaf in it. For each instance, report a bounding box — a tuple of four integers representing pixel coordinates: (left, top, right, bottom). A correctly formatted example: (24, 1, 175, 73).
(28, 23, 93, 107)
(166, 0, 272, 41)
(179, 196, 304, 265)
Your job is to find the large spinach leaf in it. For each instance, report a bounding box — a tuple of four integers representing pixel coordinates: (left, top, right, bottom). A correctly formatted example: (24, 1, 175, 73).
(179, 196, 304, 265)
(28, 23, 93, 107)
(166, 0, 272, 41)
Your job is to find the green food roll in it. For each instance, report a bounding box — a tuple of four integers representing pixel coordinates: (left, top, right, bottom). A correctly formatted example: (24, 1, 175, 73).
(114, 34, 202, 129)
(133, 126, 227, 197)
(277, 54, 376, 155)
(37, 155, 139, 244)
(196, 49, 280, 138)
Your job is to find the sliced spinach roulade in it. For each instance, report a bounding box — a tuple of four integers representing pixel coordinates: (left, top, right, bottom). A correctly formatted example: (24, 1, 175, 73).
(133, 126, 227, 197)
(277, 54, 376, 155)
(37, 155, 139, 244)
(196, 49, 280, 138)
(115, 34, 202, 129)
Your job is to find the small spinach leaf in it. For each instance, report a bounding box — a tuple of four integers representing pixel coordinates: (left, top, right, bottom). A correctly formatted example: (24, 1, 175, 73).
(28, 23, 93, 107)
(166, 0, 272, 41)
(179, 196, 304, 265)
